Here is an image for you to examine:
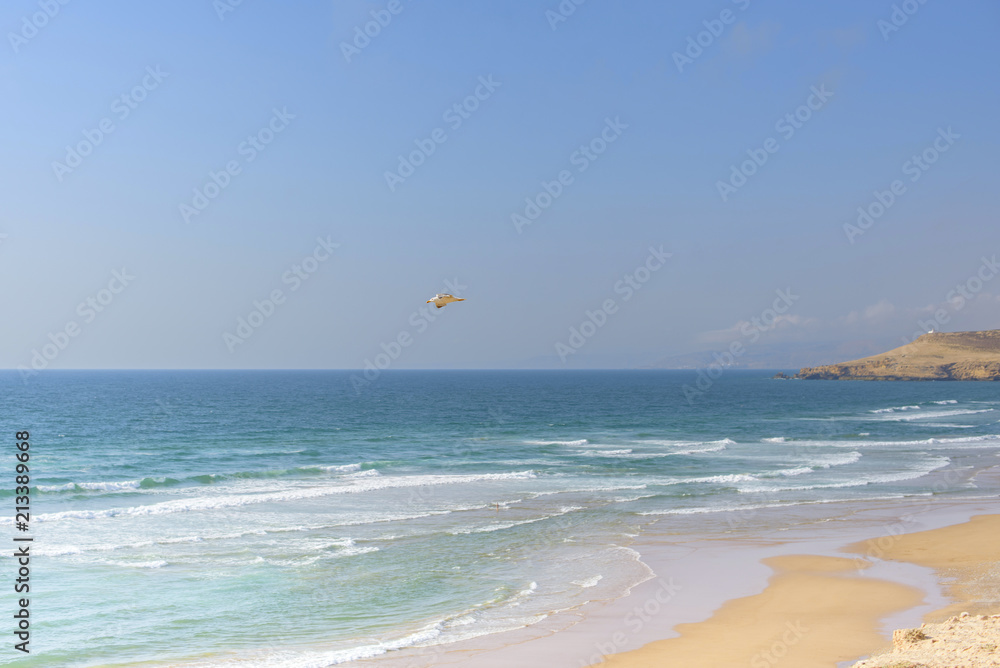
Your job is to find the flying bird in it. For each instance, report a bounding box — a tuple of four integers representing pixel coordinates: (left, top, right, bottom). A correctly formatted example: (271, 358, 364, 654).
(426, 293, 465, 309)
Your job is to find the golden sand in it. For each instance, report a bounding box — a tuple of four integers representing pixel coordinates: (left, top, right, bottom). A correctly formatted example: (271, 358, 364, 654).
(847, 514, 1000, 667)
(848, 513, 1000, 619)
(596, 555, 922, 667)
(597, 515, 1000, 668)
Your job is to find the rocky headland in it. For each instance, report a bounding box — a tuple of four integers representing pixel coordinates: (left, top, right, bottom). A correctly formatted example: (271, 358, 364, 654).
(796, 330, 1000, 381)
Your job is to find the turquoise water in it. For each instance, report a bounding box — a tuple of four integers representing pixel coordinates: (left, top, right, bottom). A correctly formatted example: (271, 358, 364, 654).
(3, 370, 999, 666)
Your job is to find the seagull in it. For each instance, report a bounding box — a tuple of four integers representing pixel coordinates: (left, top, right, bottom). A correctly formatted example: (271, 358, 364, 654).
(426, 293, 465, 309)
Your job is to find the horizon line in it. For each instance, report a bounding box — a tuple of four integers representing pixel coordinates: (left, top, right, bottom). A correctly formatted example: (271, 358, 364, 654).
(1, 367, 798, 372)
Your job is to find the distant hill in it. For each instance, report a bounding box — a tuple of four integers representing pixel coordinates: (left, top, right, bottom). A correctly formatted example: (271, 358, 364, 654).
(796, 330, 1000, 381)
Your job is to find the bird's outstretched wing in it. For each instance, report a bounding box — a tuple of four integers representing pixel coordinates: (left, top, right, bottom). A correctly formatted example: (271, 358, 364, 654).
(424, 294, 464, 308)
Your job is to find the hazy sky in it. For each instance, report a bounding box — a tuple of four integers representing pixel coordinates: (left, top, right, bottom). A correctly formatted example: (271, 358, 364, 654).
(2, 0, 998, 370)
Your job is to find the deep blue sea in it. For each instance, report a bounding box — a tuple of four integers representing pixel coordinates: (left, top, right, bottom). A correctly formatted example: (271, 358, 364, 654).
(3, 370, 999, 667)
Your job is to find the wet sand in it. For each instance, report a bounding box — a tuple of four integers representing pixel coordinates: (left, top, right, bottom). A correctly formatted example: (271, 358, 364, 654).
(846, 514, 1000, 667)
(595, 554, 923, 667)
(369, 502, 999, 667)
(847, 513, 1000, 620)
(595, 514, 999, 667)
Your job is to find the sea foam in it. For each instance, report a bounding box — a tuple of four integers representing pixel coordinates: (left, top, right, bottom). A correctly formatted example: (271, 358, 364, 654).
(18, 471, 538, 525)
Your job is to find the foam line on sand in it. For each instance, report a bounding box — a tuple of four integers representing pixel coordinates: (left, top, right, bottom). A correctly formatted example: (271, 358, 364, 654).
(595, 554, 923, 667)
(597, 514, 1000, 668)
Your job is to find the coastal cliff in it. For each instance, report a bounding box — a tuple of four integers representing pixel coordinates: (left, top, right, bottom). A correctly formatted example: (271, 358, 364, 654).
(796, 330, 1000, 381)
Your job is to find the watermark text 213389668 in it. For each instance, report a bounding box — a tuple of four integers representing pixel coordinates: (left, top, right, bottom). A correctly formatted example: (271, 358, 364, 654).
(14, 431, 33, 654)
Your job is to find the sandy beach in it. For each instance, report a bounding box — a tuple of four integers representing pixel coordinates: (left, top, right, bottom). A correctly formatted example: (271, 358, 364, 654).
(846, 514, 1000, 667)
(848, 514, 1000, 620)
(596, 514, 1000, 668)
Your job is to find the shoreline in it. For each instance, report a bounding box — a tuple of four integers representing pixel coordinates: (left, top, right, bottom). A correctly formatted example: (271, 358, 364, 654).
(846, 513, 1000, 621)
(599, 554, 924, 668)
(596, 513, 1000, 668)
(366, 493, 1000, 667)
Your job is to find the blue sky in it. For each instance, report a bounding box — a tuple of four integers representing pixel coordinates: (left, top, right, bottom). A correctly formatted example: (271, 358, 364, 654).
(2, 0, 998, 370)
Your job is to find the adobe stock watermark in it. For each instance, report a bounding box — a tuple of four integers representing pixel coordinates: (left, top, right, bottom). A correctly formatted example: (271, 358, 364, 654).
(350, 278, 467, 394)
(578, 578, 682, 666)
(179, 107, 295, 223)
(406, 405, 513, 507)
(52, 66, 169, 182)
(8, 0, 71, 54)
(213, 0, 248, 21)
(154, 398, 177, 419)
(899, 254, 998, 345)
(851, 518, 918, 574)
(384, 75, 502, 192)
(716, 84, 834, 202)
(682, 288, 800, 403)
(340, 0, 409, 63)
(750, 620, 809, 668)
(556, 246, 671, 363)
(851, 466, 966, 574)
(878, 0, 931, 41)
(721, 493, 777, 531)
(511, 116, 628, 234)
(545, 0, 588, 30)
(223, 236, 339, 352)
(843, 126, 958, 244)
(673, 0, 752, 74)
(17, 268, 136, 382)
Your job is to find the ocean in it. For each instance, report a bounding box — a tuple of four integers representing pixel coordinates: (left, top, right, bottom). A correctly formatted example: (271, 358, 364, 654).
(3, 370, 999, 667)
